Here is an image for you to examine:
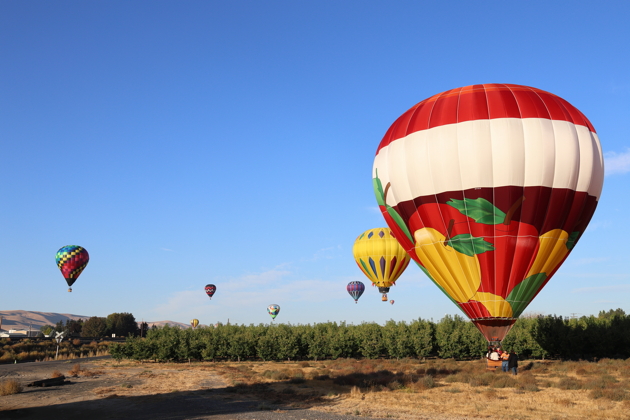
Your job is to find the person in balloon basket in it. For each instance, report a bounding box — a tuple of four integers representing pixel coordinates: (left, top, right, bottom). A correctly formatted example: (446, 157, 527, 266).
(507, 350, 518, 375)
(500, 348, 510, 372)
(486, 346, 500, 361)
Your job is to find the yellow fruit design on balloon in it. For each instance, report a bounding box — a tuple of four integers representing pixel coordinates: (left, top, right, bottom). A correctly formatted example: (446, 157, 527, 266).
(526, 229, 570, 278)
(470, 292, 514, 318)
(414, 227, 481, 303)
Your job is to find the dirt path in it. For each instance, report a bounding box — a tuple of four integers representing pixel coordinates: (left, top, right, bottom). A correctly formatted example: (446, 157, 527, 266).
(1, 357, 401, 420)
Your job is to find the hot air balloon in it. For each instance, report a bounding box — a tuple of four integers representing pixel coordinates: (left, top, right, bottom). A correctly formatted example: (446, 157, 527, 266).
(352, 228, 411, 301)
(390, 300, 395, 305)
(205, 284, 216, 299)
(373, 84, 604, 344)
(267, 304, 280, 320)
(190, 319, 199, 329)
(55, 245, 89, 292)
(347, 281, 365, 303)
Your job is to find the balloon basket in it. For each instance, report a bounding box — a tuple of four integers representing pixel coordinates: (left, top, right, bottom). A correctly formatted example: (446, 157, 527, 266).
(67, 288, 72, 292)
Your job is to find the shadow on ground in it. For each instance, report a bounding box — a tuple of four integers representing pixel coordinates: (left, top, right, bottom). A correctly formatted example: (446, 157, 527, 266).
(2, 379, 385, 420)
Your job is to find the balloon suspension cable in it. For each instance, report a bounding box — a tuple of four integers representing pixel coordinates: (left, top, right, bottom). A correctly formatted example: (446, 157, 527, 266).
(488, 339, 502, 348)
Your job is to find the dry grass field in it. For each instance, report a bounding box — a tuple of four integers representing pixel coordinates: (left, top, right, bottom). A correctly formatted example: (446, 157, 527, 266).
(3, 357, 630, 419)
(198, 357, 630, 419)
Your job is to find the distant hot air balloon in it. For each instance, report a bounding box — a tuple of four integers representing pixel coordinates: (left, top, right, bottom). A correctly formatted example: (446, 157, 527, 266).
(373, 84, 604, 344)
(267, 304, 280, 320)
(390, 300, 395, 305)
(205, 284, 216, 299)
(353, 228, 411, 301)
(56, 245, 89, 292)
(346, 281, 365, 304)
(190, 319, 199, 329)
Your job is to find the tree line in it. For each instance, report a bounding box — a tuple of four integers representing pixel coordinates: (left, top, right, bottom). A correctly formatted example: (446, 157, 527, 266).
(109, 309, 630, 362)
(39, 312, 148, 338)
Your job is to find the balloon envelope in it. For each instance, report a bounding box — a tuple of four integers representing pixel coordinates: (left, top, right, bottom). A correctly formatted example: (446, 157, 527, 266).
(190, 319, 199, 328)
(56, 245, 89, 289)
(373, 84, 604, 342)
(347, 281, 365, 303)
(205, 284, 216, 299)
(352, 228, 410, 296)
(267, 304, 280, 320)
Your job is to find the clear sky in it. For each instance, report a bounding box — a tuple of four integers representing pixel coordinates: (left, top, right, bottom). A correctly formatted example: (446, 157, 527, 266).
(1, 1, 629, 326)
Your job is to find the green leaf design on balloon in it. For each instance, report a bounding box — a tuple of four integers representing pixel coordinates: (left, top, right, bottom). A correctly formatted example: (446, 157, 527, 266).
(373, 170, 414, 243)
(506, 273, 547, 317)
(446, 234, 495, 256)
(566, 231, 580, 251)
(447, 198, 507, 225)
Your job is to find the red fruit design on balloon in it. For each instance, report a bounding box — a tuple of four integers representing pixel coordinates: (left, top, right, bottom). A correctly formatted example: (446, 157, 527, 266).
(406, 196, 574, 319)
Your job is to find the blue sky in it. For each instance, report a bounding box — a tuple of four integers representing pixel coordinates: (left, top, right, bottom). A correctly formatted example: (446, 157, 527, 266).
(1, 1, 629, 326)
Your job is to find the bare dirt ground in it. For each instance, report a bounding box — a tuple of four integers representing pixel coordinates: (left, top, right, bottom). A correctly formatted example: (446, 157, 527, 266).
(0, 357, 406, 420)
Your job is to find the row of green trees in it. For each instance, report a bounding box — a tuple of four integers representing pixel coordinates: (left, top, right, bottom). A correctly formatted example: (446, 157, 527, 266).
(110, 310, 630, 362)
(40, 313, 147, 338)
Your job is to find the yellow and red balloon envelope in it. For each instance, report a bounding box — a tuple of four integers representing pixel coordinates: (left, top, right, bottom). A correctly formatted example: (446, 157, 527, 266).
(373, 84, 604, 342)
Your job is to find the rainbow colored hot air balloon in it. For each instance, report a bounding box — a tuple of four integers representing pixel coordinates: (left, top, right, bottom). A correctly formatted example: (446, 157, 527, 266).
(346, 281, 365, 304)
(56, 245, 89, 292)
(352, 228, 410, 301)
(267, 304, 280, 320)
(373, 83, 604, 344)
(205, 284, 216, 299)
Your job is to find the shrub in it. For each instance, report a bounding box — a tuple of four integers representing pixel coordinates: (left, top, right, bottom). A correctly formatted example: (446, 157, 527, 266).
(262, 370, 289, 380)
(590, 387, 629, 401)
(584, 374, 618, 390)
(555, 376, 583, 390)
(0, 379, 22, 396)
(490, 374, 518, 388)
(51, 370, 64, 378)
(68, 363, 81, 377)
(412, 375, 436, 390)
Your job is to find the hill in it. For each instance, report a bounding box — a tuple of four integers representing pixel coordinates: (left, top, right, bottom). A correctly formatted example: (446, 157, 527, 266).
(0, 310, 191, 332)
(0, 310, 88, 331)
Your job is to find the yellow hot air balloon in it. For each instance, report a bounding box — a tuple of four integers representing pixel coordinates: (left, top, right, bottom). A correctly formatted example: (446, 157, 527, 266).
(190, 319, 199, 329)
(353, 228, 411, 300)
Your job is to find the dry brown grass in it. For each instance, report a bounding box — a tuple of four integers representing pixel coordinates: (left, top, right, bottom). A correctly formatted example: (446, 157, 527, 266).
(68, 363, 82, 377)
(76, 358, 630, 419)
(51, 370, 64, 378)
(0, 379, 23, 396)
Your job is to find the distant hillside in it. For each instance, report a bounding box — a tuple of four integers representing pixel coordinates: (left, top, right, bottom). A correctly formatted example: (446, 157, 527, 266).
(0, 310, 88, 331)
(0, 310, 194, 332)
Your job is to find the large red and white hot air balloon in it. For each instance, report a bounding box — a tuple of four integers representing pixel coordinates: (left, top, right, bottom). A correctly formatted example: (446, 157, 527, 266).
(373, 84, 604, 343)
